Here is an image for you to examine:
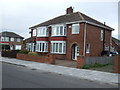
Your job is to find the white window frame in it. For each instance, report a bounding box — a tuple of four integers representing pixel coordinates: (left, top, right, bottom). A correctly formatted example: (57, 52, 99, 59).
(17, 38, 21, 42)
(10, 37, 14, 41)
(15, 45, 21, 50)
(72, 23, 80, 34)
(51, 41, 66, 54)
(101, 30, 104, 41)
(36, 41, 48, 52)
(51, 24, 66, 36)
(1, 37, 9, 41)
(86, 44, 90, 53)
(37, 26, 48, 37)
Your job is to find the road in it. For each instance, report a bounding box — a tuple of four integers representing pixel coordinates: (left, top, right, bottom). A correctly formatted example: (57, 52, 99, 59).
(2, 62, 118, 88)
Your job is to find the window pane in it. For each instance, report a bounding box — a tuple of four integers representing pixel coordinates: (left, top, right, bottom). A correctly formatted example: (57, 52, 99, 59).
(59, 43, 62, 53)
(63, 43, 66, 53)
(42, 43, 44, 51)
(56, 43, 58, 52)
(64, 27, 66, 35)
(56, 26, 59, 35)
(60, 26, 63, 35)
(53, 43, 55, 52)
(45, 43, 48, 51)
(39, 43, 41, 51)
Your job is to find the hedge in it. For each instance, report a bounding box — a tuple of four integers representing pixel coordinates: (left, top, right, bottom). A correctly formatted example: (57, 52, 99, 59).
(1, 50, 20, 58)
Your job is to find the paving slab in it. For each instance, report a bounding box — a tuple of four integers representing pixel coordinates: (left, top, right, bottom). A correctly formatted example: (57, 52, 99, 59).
(0, 56, 119, 85)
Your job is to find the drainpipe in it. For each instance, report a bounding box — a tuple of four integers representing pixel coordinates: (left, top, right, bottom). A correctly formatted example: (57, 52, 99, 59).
(83, 22, 87, 56)
(103, 22, 106, 51)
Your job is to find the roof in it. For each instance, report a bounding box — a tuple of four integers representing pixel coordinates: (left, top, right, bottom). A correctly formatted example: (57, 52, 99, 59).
(29, 12, 114, 30)
(112, 37, 120, 46)
(24, 36, 36, 42)
(0, 31, 24, 39)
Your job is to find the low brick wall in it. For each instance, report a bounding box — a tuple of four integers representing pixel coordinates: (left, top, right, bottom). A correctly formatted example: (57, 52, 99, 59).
(114, 55, 120, 73)
(16, 53, 55, 64)
(76, 56, 85, 68)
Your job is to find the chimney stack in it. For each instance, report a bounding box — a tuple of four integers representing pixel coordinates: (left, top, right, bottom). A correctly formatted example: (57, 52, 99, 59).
(66, 7, 73, 14)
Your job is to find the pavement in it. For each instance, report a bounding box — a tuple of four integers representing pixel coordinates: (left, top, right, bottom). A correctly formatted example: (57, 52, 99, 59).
(0, 56, 119, 86)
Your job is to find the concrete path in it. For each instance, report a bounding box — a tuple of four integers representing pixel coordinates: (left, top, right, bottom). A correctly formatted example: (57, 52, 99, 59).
(0, 56, 119, 85)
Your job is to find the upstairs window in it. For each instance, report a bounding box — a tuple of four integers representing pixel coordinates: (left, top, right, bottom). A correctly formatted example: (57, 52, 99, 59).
(10, 37, 14, 41)
(101, 30, 104, 41)
(37, 27, 48, 37)
(72, 24, 79, 34)
(1, 37, 9, 41)
(17, 38, 20, 42)
(52, 25, 66, 36)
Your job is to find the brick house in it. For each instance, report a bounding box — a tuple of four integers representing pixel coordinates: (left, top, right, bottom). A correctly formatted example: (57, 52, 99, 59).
(111, 37, 120, 53)
(27, 7, 114, 60)
(0, 31, 24, 50)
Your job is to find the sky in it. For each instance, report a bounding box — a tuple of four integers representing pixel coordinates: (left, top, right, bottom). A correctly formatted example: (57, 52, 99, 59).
(0, 0, 119, 39)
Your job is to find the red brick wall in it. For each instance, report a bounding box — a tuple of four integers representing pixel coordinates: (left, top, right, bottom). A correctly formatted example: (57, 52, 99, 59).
(114, 55, 120, 73)
(66, 23, 112, 60)
(66, 23, 84, 60)
(85, 24, 111, 56)
(112, 40, 120, 52)
(16, 53, 55, 64)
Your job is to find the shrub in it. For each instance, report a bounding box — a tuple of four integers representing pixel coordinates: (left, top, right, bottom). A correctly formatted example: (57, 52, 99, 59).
(82, 64, 90, 69)
(19, 50, 29, 54)
(28, 52, 38, 56)
(1, 50, 19, 58)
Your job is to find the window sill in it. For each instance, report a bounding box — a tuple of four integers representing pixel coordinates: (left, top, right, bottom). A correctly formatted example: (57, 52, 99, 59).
(51, 52, 66, 54)
(51, 35, 66, 37)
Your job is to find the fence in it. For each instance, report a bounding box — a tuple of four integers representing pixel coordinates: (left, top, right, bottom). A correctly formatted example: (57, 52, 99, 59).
(84, 56, 114, 65)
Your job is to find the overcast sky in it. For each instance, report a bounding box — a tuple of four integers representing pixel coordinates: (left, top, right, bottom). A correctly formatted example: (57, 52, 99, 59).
(0, 0, 119, 39)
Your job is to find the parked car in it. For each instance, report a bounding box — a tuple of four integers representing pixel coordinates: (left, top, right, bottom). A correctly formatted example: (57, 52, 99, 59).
(101, 51, 118, 56)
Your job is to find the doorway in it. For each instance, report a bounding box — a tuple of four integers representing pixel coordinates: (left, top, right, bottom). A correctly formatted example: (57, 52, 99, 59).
(72, 44, 79, 60)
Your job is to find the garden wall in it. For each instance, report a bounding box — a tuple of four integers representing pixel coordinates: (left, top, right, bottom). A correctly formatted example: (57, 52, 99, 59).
(16, 53, 55, 64)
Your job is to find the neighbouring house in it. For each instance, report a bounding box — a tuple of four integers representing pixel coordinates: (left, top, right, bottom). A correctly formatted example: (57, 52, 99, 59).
(26, 7, 114, 60)
(0, 31, 24, 50)
(111, 37, 120, 53)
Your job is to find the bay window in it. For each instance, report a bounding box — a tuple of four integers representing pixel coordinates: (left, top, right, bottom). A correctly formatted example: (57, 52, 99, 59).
(36, 41, 48, 52)
(52, 24, 66, 36)
(37, 26, 48, 37)
(51, 41, 66, 54)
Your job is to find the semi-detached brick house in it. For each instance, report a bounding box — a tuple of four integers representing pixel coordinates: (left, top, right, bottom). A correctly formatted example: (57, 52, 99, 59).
(27, 7, 114, 60)
(0, 31, 24, 50)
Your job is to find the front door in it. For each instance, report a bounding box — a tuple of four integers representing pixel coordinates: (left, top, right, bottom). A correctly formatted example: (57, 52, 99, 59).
(72, 44, 79, 60)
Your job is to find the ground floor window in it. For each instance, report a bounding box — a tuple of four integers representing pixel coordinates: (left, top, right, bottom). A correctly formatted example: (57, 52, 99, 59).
(15, 45, 21, 50)
(86, 44, 90, 53)
(26, 43, 35, 52)
(51, 41, 66, 54)
(36, 41, 48, 52)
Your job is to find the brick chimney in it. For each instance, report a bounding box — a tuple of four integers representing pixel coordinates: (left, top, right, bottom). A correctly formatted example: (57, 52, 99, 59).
(66, 7, 73, 14)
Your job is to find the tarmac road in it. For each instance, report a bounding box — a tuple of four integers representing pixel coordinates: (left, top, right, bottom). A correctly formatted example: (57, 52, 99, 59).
(2, 62, 118, 88)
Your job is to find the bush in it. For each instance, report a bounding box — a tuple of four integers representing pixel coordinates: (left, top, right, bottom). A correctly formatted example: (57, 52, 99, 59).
(82, 64, 90, 69)
(1, 45, 10, 50)
(19, 50, 29, 54)
(28, 52, 38, 56)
